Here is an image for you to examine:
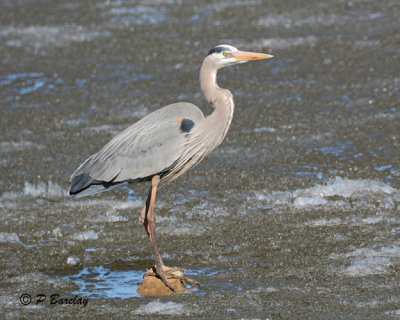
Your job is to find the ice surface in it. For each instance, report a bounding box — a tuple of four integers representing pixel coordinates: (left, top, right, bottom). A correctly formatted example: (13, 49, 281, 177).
(0, 141, 43, 152)
(23, 181, 66, 199)
(7, 272, 68, 288)
(253, 190, 291, 205)
(87, 124, 124, 132)
(307, 216, 392, 228)
(133, 301, 192, 316)
(52, 227, 62, 237)
(294, 196, 328, 208)
(305, 218, 343, 227)
(294, 176, 396, 198)
(258, 177, 398, 210)
(159, 222, 206, 236)
(71, 230, 98, 241)
(386, 310, 400, 316)
(67, 255, 81, 266)
(257, 13, 340, 28)
(241, 127, 276, 133)
(361, 216, 384, 224)
(68, 199, 142, 210)
(238, 36, 318, 50)
(211, 0, 261, 12)
(0, 232, 21, 243)
(0, 25, 109, 50)
(92, 210, 128, 223)
(330, 245, 400, 276)
(106, 4, 166, 26)
(379, 197, 395, 210)
(0, 192, 20, 200)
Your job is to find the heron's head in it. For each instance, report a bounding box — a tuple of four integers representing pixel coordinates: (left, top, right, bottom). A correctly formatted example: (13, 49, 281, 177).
(206, 44, 273, 70)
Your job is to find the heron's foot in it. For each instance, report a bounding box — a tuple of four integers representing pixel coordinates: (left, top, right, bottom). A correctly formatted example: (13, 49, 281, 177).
(146, 265, 199, 293)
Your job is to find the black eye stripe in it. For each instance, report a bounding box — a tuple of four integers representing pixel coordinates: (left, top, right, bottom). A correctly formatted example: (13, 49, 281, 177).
(208, 46, 232, 55)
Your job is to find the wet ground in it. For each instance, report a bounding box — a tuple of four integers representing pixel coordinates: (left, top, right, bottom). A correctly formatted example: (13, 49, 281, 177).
(0, 0, 399, 318)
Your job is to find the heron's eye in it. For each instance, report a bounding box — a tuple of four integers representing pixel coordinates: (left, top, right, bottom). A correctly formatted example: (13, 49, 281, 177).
(223, 52, 229, 57)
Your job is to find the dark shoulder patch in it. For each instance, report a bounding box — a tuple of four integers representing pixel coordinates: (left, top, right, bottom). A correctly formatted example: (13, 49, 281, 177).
(208, 46, 232, 55)
(179, 119, 195, 133)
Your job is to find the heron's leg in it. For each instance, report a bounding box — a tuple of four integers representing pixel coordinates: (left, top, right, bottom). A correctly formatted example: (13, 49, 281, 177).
(141, 175, 199, 292)
(142, 175, 175, 290)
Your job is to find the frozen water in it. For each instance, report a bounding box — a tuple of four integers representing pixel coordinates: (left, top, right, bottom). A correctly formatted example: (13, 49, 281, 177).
(256, 177, 398, 211)
(71, 230, 98, 241)
(0, 192, 20, 200)
(0, 141, 43, 152)
(361, 216, 383, 224)
(87, 124, 125, 133)
(386, 310, 400, 316)
(23, 181, 66, 199)
(330, 245, 400, 276)
(305, 218, 343, 227)
(158, 222, 206, 236)
(241, 127, 276, 133)
(52, 227, 62, 237)
(211, 0, 262, 13)
(67, 255, 81, 266)
(379, 197, 396, 210)
(253, 190, 291, 206)
(293, 196, 328, 208)
(293, 176, 396, 198)
(91, 210, 128, 223)
(257, 13, 340, 28)
(0, 25, 109, 50)
(0, 232, 21, 243)
(6, 272, 68, 289)
(107, 4, 166, 26)
(133, 301, 191, 316)
(234, 36, 318, 50)
(67, 199, 142, 210)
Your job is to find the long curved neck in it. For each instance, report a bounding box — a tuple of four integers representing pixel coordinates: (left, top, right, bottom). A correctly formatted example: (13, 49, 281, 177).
(166, 57, 235, 181)
(200, 59, 220, 105)
(199, 57, 235, 141)
(200, 58, 234, 114)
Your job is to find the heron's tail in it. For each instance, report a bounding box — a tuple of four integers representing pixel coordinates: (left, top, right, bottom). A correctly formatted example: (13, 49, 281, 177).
(68, 173, 96, 197)
(68, 155, 94, 197)
(68, 156, 128, 198)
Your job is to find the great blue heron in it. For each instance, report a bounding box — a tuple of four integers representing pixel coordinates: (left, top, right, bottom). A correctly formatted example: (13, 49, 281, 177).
(68, 44, 273, 292)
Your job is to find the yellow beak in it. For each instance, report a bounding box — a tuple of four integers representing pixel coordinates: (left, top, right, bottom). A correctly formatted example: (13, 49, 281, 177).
(231, 51, 273, 61)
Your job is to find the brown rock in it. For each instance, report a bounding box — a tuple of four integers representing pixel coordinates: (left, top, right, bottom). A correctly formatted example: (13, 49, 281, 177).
(137, 266, 184, 297)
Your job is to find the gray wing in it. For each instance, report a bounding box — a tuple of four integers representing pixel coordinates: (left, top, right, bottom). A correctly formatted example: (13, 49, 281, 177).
(69, 102, 204, 197)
